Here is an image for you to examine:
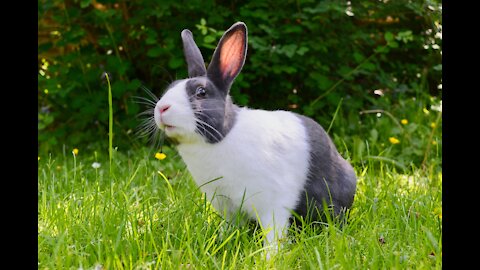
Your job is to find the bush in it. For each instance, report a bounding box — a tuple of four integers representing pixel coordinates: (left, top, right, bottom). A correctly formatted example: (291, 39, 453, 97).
(38, 0, 442, 168)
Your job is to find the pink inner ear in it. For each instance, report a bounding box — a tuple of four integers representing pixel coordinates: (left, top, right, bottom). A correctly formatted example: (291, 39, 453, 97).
(220, 31, 244, 79)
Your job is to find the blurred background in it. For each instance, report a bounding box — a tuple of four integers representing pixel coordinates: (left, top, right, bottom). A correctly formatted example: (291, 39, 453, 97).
(38, 0, 442, 170)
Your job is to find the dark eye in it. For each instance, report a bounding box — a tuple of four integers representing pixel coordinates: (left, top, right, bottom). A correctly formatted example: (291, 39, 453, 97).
(195, 86, 206, 97)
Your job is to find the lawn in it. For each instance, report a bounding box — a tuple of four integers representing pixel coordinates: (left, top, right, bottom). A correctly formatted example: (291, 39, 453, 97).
(38, 145, 442, 269)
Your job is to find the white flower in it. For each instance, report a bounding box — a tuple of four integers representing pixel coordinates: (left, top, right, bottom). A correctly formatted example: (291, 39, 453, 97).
(92, 162, 101, 169)
(431, 100, 442, 112)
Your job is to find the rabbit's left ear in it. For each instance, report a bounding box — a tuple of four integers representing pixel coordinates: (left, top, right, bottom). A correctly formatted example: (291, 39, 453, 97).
(181, 29, 207, 77)
(207, 22, 247, 91)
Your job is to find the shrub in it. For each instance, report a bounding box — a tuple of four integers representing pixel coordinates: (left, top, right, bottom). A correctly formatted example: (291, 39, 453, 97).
(38, 0, 442, 168)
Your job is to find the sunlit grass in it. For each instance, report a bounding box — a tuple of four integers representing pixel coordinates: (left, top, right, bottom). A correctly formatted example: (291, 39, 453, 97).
(38, 145, 441, 269)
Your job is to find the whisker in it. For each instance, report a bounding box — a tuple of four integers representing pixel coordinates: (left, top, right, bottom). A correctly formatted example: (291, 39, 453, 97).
(194, 111, 222, 126)
(152, 65, 175, 84)
(195, 108, 225, 112)
(194, 118, 224, 142)
(140, 85, 160, 103)
(137, 109, 155, 117)
(131, 84, 169, 153)
(197, 125, 222, 142)
(135, 120, 157, 139)
(135, 120, 167, 152)
(195, 112, 219, 129)
(132, 96, 157, 107)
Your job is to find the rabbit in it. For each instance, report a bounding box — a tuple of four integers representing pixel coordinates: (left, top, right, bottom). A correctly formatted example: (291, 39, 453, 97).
(152, 21, 357, 255)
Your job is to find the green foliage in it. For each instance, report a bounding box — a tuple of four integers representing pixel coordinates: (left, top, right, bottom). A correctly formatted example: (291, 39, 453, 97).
(38, 0, 442, 168)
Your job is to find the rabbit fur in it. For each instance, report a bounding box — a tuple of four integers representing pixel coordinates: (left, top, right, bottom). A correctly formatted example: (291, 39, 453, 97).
(152, 22, 357, 254)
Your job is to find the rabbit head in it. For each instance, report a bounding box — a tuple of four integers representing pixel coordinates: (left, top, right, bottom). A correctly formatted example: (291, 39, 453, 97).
(154, 22, 247, 144)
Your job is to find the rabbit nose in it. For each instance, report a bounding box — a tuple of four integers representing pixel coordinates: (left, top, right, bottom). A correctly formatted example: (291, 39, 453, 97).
(158, 104, 171, 114)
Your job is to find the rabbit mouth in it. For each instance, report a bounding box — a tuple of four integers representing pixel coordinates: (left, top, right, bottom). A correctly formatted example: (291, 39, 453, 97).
(162, 124, 175, 131)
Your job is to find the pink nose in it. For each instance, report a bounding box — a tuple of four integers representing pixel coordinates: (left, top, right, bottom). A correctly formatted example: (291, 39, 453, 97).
(158, 104, 171, 114)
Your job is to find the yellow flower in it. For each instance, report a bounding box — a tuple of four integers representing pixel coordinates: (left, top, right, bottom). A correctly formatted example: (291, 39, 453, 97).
(38, 156, 40, 161)
(155, 152, 167, 160)
(72, 148, 79, 155)
(389, 137, 400, 144)
(430, 122, 436, 129)
(401, 119, 408, 125)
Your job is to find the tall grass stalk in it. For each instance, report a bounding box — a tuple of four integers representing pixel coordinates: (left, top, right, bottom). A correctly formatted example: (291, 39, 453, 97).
(326, 97, 343, 134)
(105, 72, 113, 176)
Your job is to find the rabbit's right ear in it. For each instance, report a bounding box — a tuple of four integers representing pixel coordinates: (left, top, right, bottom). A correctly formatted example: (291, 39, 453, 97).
(207, 22, 247, 92)
(181, 29, 207, 77)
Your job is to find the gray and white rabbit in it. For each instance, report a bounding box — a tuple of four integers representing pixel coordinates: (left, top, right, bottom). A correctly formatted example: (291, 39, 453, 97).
(152, 22, 357, 252)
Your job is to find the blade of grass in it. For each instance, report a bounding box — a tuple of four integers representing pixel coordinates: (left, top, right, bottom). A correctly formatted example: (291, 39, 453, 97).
(104, 72, 114, 176)
(365, 155, 407, 171)
(359, 109, 403, 131)
(310, 51, 378, 106)
(422, 111, 442, 170)
(326, 97, 343, 134)
(157, 170, 175, 201)
(211, 229, 239, 257)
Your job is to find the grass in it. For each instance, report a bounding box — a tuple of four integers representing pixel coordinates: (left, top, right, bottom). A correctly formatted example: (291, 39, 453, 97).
(38, 145, 442, 269)
(39, 74, 441, 268)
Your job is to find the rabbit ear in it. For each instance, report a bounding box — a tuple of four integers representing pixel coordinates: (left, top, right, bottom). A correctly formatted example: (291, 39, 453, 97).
(207, 22, 247, 91)
(181, 29, 207, 77)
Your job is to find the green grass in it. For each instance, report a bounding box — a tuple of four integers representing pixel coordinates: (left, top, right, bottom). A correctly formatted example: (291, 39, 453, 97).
(38, 145, 442, 269)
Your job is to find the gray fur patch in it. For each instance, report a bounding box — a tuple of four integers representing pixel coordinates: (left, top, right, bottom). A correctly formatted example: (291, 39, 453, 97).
(184, 78, 238, 143)
(293, 114, 357, 222)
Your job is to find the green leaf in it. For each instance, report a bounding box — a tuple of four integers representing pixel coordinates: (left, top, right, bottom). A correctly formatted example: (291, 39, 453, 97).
(317, 74, 333, 90)
(396, 30, 413, 43)
(98, 36, 112, 47)
(388, 41, 399, 48)
(338, 66, 353, 78)
(281, 44, 297, 58)
(384, 32, 394, 42)
(297, 46, 309, 56)
(203, 35, 216, 43)
(375, 46, 389, 54)
(127, 79, 142, 91)
(146, 36, 157, 45)
(112, 80, 127, 96)
(362, 62, 376, 71)
(147, 47, 163, 58)
(353, 52, 365, 63)
(302, 105, 315, 117)
(282, 66, 297, 74)
(433, 64, 442, 71)
(168, 57, 183, 69)
(80, 0, 92, 8)
(250, 36, 269, 51)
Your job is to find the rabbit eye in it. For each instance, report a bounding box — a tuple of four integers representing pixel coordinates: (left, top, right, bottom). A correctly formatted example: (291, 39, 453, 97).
(195, 86, 206, 98)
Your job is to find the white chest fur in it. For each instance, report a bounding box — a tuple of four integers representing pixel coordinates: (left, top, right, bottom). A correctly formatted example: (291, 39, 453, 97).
(177, 108, 311, 223)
